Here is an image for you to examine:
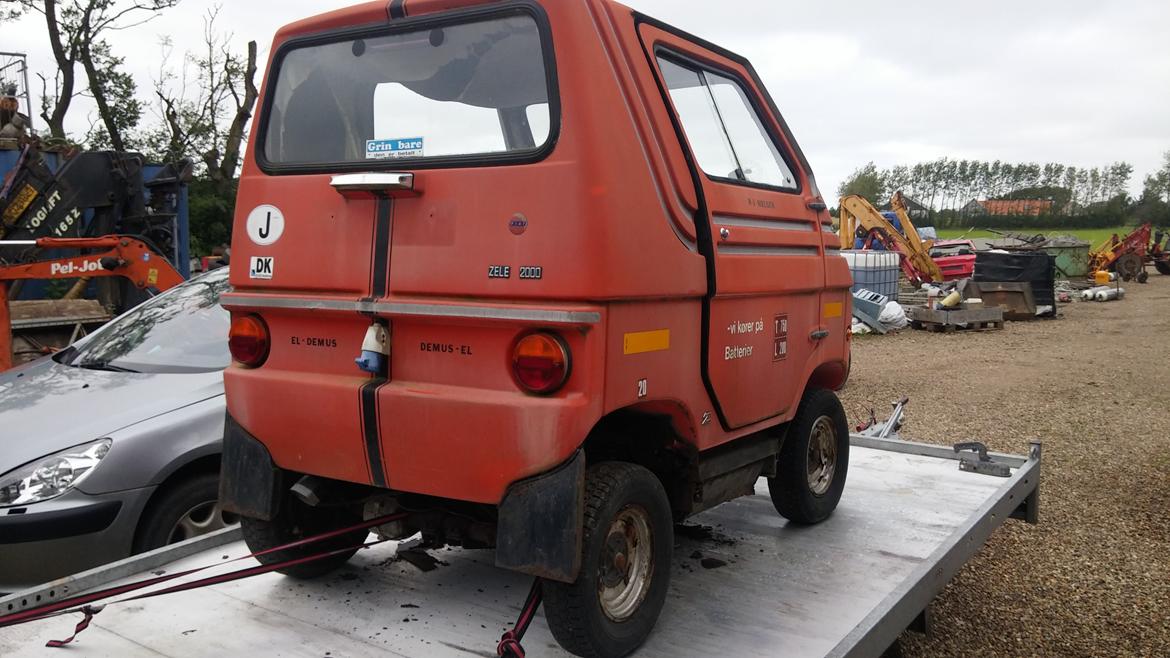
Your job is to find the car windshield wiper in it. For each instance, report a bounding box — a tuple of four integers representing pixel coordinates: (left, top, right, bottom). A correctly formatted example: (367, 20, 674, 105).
(76, 361, 141, 373)
(53, 345, 79, 365)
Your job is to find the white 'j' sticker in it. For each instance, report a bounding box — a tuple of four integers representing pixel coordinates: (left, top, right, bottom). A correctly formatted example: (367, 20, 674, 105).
(246, 205, 285, 246)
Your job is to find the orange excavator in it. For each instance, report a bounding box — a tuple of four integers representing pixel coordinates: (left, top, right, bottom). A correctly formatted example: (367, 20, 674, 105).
(0, 235, 184, 370)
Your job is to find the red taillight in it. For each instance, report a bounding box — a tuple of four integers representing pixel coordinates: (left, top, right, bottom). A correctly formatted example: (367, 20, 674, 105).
(511, 332, 570, 395)
(229, 314, 270, 368)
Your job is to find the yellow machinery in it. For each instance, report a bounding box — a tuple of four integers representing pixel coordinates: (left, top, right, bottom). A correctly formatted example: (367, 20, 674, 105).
(838, 192, 943, 285)
(1086, 223, 1152, 283)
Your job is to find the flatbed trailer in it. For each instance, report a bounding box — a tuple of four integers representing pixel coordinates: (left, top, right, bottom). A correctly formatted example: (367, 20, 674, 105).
(0, 434, 1040, 657)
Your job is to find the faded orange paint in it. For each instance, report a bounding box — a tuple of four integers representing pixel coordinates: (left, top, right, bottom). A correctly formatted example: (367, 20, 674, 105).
(223, 0, 851, 505)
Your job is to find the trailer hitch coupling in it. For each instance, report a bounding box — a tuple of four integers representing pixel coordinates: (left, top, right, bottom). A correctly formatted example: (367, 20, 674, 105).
(953, 441, 1011, 477)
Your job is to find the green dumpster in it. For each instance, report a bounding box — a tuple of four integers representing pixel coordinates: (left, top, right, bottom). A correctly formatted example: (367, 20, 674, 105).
(1043, 244, 1091, 279)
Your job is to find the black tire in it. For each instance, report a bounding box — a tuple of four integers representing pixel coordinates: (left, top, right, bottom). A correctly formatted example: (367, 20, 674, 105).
(134, 473, 238, 553)
(240, 493, 368, 579)
(1155, 260, 1170, 276)
(1137, 270, 1149, 284)
(544, 463, 673, 658)
(768, 388, 850, 525)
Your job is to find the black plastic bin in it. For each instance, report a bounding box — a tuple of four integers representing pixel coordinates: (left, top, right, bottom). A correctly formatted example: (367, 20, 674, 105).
(974, 251, 1057, 317)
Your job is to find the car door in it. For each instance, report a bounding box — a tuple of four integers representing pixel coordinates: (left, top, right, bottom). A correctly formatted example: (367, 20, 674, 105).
(639, 24, 826, 430)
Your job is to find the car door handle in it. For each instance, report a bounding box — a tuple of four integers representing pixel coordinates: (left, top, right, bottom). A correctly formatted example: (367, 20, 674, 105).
(810, 329, 830, 340)
(806, 201, 827, 211)
(330, 173, 417, 199)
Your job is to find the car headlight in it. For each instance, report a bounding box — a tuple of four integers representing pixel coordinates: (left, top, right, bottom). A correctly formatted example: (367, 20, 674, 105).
(0, 439, 112, 507)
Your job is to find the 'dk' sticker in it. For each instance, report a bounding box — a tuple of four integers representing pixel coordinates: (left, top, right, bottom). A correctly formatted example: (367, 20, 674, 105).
(366, 137, 424, 160)
(249, 256, 274, 280)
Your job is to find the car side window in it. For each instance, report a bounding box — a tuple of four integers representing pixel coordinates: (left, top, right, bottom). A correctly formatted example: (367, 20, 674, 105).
(657, 55, 798, 191)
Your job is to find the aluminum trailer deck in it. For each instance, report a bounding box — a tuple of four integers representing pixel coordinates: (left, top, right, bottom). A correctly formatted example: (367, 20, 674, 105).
(0, 435, 1040, 657)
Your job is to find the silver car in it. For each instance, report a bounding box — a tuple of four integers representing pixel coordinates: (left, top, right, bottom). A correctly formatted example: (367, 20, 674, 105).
(0, 268, 232, 591)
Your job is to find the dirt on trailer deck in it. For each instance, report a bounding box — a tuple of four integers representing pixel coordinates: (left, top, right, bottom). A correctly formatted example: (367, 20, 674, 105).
(842, 277, 1170, 657)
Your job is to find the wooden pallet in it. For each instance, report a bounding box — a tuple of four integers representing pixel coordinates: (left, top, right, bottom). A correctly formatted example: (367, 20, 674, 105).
(898, 291, 929, 306)
(911, 318, 1004, 333)
(906, 306, 1005, 333)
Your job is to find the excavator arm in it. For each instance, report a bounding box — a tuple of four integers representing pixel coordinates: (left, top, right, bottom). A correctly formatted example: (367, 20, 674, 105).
(890, 191, 935, 253)
(0, 235, 185, 370)
(838, 194, 943, 286)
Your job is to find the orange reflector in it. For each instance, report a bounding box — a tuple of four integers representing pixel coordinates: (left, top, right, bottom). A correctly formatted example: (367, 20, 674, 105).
(623, 329, 670, 355)
(228, 314, 270, 368)
(511, 332, 570, 395)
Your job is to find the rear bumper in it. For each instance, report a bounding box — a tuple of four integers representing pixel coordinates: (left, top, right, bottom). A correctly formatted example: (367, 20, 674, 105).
(220, 415, 586, 582)
(224, 378, 596, 506)
(221, 296, 605, 505)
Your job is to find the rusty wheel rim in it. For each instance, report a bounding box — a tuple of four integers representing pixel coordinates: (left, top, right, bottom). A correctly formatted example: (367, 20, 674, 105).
(807, 416, 838, 496)
(597, 505, 653, 622)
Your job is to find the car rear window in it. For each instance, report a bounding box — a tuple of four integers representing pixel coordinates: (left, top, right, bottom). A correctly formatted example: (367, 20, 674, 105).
(261, 12, 555, 168)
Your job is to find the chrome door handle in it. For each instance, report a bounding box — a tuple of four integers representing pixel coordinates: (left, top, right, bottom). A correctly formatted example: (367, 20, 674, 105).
(330, 173, 416, 199)
(810, 329, 830, 340)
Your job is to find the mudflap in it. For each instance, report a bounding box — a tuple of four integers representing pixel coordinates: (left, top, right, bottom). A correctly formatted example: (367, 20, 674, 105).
(219, 414, 283, 521)
(495, 450, 585, 583)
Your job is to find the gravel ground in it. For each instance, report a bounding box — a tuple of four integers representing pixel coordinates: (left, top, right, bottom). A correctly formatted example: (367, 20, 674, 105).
(840, 276, 1170, 657)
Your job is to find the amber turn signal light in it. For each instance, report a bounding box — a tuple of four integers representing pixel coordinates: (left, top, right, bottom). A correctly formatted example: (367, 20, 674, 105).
(511, 332, 570, 395)
(229, 314, 270, 368)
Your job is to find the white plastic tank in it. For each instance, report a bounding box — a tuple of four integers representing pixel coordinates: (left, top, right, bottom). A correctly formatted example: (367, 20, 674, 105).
(840, 250, 901, 298)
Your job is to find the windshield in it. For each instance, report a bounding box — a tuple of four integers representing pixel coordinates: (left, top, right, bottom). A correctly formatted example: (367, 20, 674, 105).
(262, 12, 553, 167)
(66, 269, 231, 374)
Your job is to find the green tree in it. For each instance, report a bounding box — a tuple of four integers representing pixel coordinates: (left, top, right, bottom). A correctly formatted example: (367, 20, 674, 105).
(142, 8, 258, 253)
(145, 7, 257, 191)
(837, 161, 885, 201)
(83, 40, 142, 149)
(185, 177, 235, 255)
(12, 0, 178, 144)
(1143, 150, 1170, 204)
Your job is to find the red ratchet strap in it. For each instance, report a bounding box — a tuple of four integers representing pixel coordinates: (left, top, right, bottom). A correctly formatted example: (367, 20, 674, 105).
(497, 577, 543, 658)
(0, 512, 407, 645)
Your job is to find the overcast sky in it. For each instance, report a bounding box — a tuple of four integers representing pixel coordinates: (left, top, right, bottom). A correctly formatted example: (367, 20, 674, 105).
(4, 0, 1168, 198)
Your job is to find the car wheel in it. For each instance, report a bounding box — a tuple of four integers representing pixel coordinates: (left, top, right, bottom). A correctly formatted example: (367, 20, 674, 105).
(767, 388, 850, 525)
(134, 473, 239, 553)
(543, 462, 673, 658)
(240, 492, 368, 579)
